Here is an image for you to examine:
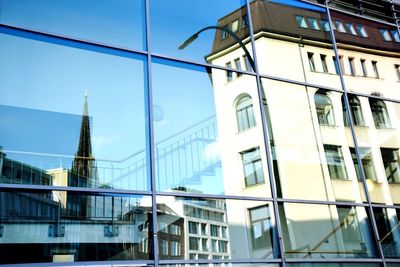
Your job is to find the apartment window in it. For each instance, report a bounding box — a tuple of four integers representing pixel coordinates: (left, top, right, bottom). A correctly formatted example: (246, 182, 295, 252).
(236, 95, 256, 131)
(170, 241, 181, 256)
(160, 239, 168, 256)
(320, 54, 328, 72)
(348, 57, 356, 76)
(360, 59, 368, 77)
(189, 221, 198, 234)
(337, 206, 362, 242)
(391, 30, 400, 43)
(321, 19, 330, 32)
(373, 208, 394, 244)
(210, 224, 220, 237)
(231, 19, 239, 33)
(315, 91, 335, 126)
(201, 239, 208, 251)
(234, 57, 243, 76)
(343, 94, 364, 126)
(307, 52, 316, 71)
(296, 16, 308, 28)
(249, 205, 272, 250)
(356, 25, 368, 38)
(211, 240, 217, 252)
(218, 240, 228, 253)
(345, 23, 357, 35)
(221, 25, 229, 39)
(380, 29, 392, 41)
(324, 145, 348, 180)
(189, 237, 199, 250)
(350, 147, 376, 181)
(241, 148, 264, 187)
(369, 98, 391, 128)
(241, 15, 248, 28)
(380, 148, 400, 183)
(372, 61, 379, 78)
(335, 21, 347, 33)
(243, 54, 253, 71)
(333, 56, 340, 74)
(395, 64, 400, 81)
(307, 17, 320, 30)
(226, 62, 233, 82)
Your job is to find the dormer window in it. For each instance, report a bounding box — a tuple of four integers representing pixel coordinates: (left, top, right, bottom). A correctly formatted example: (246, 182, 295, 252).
(345, 23, 357, 35)
(335, 21, 347, 33)
(231, 20, 239, 33)
(307, 18, 320, 30)
(356, 25, 368, 38)
(296, 16, 308, 29)
(380, 29, 392, 41)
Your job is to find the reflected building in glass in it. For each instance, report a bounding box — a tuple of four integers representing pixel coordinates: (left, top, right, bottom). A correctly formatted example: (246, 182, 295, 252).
(0, 0, 400, 266)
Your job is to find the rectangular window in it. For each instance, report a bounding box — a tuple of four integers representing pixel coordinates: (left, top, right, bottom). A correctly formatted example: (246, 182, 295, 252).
(170, 241, 181, 256)
(350, 147, 376, 181)
(201, 239, 208, 251)
(337, 206, 362, 242)
(320, 19, 330, 32)
(189, 237, 199, 250)
(231, 19, 239, 33)
(372, 61, 379, 78)
(249, 205, 272, 250)
(395, 64, 400, 81)
(324, 145, 348, 179)
(333, 56, 340, 74)
(360, 59, 367, 77)
(345, 23, 357, 35)
(307, 17, 320, 30)
(226, 62, 233, 82)
(307, 52, 316, 71)
(189, 221, 198, 234)
(241, 15, 248, 28)
(380, 29, 392, 41)
(348, 57, 355, 76)
(243, 54, 252, 71)
(356, 25, 368, 38)
(381, 148, 400, 183)
(320, 54, 328, 72)
(201, 223, 207, 235)
(241, 148, 265, 187)
(218, 240, 228, 253)
(160, 239, 168, 256)
(221, 25, 229, 39)
(210, 224, 220, 237)
(234, 57, 242, 76)
(296, 16, 308, 28)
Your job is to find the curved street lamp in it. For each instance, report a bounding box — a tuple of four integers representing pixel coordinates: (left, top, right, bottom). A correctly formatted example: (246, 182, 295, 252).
(178, 25, 255, 72)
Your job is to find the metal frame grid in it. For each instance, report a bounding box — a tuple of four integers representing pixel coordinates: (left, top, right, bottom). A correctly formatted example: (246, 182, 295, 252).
(0, 0, 400, 266)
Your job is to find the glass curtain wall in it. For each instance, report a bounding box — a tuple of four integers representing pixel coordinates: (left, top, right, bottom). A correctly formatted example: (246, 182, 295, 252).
(0, 0, 400, 266)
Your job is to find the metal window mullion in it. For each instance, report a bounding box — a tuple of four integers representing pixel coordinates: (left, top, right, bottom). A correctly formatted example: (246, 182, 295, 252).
(325, 2, 387, 265)
(144, 0, 159, 265)
(245, 0, 286, 264)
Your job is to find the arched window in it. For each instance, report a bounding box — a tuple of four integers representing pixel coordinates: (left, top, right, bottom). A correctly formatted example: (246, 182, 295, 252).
(369, 98, 391, 128)
(314, 91, 335, 125)
(342, 94, 364, 126)
(236, 95, 256, 131)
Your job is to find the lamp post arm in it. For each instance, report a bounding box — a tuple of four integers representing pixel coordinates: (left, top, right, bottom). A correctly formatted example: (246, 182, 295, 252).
(182, 25, 255, 71)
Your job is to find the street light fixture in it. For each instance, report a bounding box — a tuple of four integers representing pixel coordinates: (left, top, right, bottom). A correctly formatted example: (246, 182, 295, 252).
(178, 25, 255, 72)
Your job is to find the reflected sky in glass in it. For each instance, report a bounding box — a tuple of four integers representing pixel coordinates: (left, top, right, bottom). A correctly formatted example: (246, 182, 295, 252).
(0, 0, 146, 50)
(150, 0, 247, 65)
(0, 31, 148, 190)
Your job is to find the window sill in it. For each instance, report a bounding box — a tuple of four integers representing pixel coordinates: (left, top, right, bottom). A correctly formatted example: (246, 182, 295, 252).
(244, 182, 265, 188)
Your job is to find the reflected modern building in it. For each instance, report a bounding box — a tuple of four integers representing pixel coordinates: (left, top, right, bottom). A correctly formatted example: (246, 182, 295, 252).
(0, 0, 400, 267)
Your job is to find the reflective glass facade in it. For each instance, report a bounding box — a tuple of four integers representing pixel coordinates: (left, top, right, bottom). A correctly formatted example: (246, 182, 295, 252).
(1, 0, 400, 266)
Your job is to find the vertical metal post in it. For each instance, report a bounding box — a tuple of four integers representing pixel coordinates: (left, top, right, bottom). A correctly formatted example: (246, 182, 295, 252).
(144, 0, 159, 265)
(244, 0, 286, 264)
(325, 2, 386, 265)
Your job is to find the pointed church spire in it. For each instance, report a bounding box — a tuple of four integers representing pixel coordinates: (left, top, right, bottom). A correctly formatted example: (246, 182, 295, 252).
(71, 91, 96, 182)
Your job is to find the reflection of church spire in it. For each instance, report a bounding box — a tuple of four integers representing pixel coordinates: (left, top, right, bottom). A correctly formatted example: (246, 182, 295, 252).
(71, 90, 96, 184)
